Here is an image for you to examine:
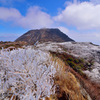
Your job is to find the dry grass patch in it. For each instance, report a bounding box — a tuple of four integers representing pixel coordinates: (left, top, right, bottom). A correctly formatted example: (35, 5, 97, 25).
(50, 55, 89, 100)
(50, 52, 100, 100)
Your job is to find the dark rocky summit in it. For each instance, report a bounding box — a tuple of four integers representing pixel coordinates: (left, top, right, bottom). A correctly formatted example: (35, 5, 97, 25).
(15, 28, 74, 44)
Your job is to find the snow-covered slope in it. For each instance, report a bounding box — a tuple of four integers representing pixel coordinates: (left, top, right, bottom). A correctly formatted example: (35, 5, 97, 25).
(36, 42, 100, 83)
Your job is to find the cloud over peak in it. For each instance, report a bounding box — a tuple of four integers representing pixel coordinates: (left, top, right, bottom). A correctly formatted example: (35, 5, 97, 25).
(1, 1, 100, 30)
(17, 6, 53, 29)
(54, 2, 100, 30)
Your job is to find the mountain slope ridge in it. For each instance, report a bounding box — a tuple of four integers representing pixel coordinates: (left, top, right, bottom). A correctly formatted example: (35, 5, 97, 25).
(15, 28, 74, 44)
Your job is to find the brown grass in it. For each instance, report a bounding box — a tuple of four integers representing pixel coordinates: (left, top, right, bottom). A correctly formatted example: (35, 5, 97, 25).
(55, 72, 87, 100)
(0, 41, 27, 49)
(70, 68, 100, 100)
(50, 52, 100, 100)
(50, 55, 89, 100)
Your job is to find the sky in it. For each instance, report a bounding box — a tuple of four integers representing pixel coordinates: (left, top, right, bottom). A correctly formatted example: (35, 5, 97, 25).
(0, 0, 100, 45)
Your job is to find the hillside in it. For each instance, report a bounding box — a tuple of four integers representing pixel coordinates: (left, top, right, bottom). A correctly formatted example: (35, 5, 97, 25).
(15, 28, 74, 44)
(0, 42, 100, 100)
(36, 42, 100, 83)
(0, 45, 92, 100)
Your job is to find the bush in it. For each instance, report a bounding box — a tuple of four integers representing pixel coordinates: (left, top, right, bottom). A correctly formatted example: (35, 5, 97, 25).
(74, 59, 79, 64)
(79, 58, 84, 63)
(67, 61, 77, 70)
(67, 57, 74, 61)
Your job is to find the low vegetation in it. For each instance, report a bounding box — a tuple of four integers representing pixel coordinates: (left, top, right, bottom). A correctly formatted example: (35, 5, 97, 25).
(0, 47, 92, 100)
(0, 41, 27, 50)
(0, 45, 99, 100)
(50, 51, 100, 100)
(50, 51, 93, 77)
(50, 55, 90, 100)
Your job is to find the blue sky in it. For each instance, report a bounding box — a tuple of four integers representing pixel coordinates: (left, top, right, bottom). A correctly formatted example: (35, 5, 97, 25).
(0, 0, 100, 45)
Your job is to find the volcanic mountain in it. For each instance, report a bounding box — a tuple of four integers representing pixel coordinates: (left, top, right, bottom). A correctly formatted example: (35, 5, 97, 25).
(15, 28, 74, 44)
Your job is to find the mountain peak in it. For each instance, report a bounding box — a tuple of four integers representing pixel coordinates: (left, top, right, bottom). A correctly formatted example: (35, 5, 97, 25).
(15, 28, 74, 44)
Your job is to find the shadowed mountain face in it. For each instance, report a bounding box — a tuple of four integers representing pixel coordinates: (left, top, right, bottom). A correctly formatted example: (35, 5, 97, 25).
(15, 28, 74, 44)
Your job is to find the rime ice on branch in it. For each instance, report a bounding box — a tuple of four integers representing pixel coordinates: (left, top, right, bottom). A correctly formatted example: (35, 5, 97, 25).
(0, 47, 56, 100)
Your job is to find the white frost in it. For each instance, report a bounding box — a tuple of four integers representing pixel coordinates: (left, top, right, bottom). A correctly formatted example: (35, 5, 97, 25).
(36, 42, 100, 83)
(0, 47, 56, 100)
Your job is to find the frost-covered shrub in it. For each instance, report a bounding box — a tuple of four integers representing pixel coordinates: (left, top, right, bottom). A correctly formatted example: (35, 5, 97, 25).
(0, 47, 56, 100)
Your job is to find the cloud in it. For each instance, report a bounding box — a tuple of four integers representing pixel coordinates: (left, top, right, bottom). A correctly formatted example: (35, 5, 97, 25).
(0, 7, 21, 21)
(73, 0, 78, 4)
(58, 26, 100, 45)
(54, 2, 100, 30)
(69, 32, 100, 45)
(90, 0, 100, 4)
(58, 26, 69, 34)
(0, 33, 21, 41)
(17, 6, 53, 29)
(0, 6, 53, 29)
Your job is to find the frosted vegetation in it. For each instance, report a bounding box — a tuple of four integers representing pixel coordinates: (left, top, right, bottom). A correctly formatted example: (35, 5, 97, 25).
(36, 42, 100, 83)
(0, 42, 100, 99)
(0, 47, 57, 100)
